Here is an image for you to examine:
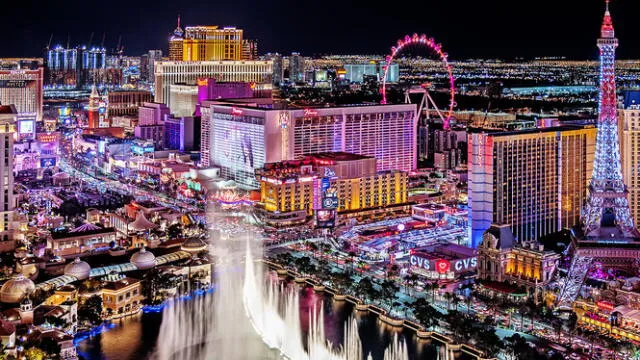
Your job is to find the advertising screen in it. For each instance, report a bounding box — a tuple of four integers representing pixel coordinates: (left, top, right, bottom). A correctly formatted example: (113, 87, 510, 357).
(316, 209, 336, 228)
(18, 120, 34, 136)
(40, 158, 56, 168)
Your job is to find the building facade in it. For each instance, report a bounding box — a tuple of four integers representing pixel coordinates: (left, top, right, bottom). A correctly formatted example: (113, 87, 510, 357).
(288, 53, 303, 82)
(107, 90, 152, 118)
(242, 39, 258, 60)
(153, 61, 273, 109)
(257, 153, 408, 225)
(101, 275, 144, 317)
(134, 125, 164, 149)
(138, 102, 169, 126)
(619, 98, 640, 228)
(181, 26, 243, 61)
(265, 53, 283, 85)
(44, 45, 107, 88)
(0, 108, 15, 245)
(164, 115, 200, 152)
(200, 100, 417, 188)
(168, 18, 184, 61)
(477, 224, 560, 303)
(147, 50, 163, 82)
(0, 69, 43, 121)
(468, 125, 596, 246)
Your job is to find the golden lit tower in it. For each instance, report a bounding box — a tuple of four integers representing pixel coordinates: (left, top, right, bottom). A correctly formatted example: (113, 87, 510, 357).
(182, 26, 243, 61)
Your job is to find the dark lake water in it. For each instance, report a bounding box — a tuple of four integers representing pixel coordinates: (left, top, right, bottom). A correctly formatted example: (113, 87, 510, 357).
(75, 286, 471, 360)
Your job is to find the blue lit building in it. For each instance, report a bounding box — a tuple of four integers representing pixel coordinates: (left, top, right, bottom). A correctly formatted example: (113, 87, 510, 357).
(164, 115, 201, 152)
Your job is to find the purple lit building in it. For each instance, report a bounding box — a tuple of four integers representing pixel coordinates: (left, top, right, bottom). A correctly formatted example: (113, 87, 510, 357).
(198, 78, 253, 101)
(135, 102, 169, 149)
(169, 79, 256, 118)
(138, 102, 169, 126)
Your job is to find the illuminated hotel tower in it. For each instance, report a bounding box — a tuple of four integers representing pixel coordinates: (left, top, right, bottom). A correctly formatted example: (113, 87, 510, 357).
(555, 1, 640, 309)
(168, 16, 184, 61)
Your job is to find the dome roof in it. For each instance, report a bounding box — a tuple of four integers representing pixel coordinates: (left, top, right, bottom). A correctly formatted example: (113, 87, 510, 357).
(0, 274, 35, 304)
(64, 257, 91, 280)
(181, 238, 208, 253)
(130, 248, 156, 270)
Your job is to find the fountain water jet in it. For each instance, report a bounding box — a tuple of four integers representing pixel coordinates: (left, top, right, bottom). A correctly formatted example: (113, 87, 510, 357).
(154, 209, 413, 360)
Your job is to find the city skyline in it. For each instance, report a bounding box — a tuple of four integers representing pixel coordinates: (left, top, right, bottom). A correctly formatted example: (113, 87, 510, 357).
(3, 0, 640, 59)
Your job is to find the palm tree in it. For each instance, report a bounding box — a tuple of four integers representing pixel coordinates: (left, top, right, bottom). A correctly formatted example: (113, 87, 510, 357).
(411, 298, 440, 331)
(451, 295, 461, 312)
(380, 279, 399, 309)
(518, 304, 529, 331)
(443, 292, 452, 310)
(427, 282, 437, 303)
(405, 273, 419, 296)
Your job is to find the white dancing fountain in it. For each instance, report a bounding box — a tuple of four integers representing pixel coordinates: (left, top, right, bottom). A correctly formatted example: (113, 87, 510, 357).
(154, 209, 414, 360)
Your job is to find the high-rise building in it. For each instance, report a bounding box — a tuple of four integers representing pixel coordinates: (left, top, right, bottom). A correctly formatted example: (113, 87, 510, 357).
(468, 125, 596, 247)
(200, 99, 417, 188)
(288, 52, 303, 83)
(556, 2, 640, 309)
(242, 39, 258, 60)
(153, 60, 273, 109)
(147, 50, 163, 82)
(620, 91, 640, 228)
(265, 53, 283, 86)
(44, 45, 107, 88)
(183, 26, 243, 61)
(168, 17, 184, 61)
(0, 106, 16, 245)
(0, 68, 43, 121)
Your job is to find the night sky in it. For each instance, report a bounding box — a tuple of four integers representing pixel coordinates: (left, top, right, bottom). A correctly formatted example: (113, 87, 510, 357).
(1, 0, 638, 59)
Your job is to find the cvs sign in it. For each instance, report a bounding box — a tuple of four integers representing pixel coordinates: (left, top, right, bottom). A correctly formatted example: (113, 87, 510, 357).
(453, 257, 477, 272)
(409, 255, 431, 271)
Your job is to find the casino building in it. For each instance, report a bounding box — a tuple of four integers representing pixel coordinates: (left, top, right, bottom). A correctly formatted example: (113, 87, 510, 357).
(200, 98, 417, 188)
(153, 61, 273, 110)
(0, 69, 43, 121)
(476, 224, 560, 303)
(257, 153, 408, 226)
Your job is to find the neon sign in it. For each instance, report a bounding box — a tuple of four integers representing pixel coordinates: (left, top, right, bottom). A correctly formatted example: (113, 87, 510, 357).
(303, 109, 318, 117)
(597, 300, 614, 311)
(435, 259, 451, 274)
(453, 257, 477, 272)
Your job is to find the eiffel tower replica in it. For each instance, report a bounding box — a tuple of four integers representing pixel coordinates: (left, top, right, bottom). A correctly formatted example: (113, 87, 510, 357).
(555, 0, 640, 310)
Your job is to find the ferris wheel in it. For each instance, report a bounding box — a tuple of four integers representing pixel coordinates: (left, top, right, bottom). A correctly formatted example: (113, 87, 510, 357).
(380, 33, 456, 129)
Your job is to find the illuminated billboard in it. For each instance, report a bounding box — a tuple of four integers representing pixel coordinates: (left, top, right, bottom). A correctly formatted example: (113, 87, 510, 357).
(316, 209, 336, 228)
(18, 120, 35, 138)
(40, 158, 56, 168)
